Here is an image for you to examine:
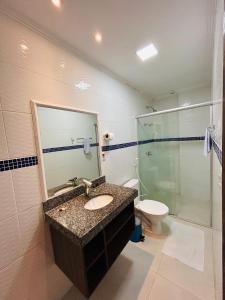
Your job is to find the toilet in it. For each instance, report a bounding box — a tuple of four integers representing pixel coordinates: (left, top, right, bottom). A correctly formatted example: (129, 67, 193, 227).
(123, 179, 169, 235)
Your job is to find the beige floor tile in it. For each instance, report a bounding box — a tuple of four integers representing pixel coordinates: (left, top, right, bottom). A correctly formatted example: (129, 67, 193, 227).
(149, 274, 202, 300)
(137, 271, 156, 300)
(158, 251, 214, 300)
(135, 235, 165, 272)
(135, 235, 165, 256)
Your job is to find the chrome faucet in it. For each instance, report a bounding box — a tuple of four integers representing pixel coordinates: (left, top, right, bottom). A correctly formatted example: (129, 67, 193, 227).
(66, 177, 78, 187)
(81, 179, 93, 197)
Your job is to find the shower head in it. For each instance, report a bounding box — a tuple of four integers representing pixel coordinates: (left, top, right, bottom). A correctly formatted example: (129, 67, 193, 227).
(151, 106, 157, 112)
(146, 105, 157, 112)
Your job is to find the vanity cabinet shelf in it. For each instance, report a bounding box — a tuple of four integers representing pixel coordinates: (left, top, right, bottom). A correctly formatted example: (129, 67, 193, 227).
(107, 216, 135, 267)
(87, 253, 107, 294)
(49, 202, 135, 297)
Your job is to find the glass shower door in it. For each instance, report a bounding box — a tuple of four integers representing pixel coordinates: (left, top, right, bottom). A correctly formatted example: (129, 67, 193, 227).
(137, 105, 211, 227)
(137, 111, 179, 215)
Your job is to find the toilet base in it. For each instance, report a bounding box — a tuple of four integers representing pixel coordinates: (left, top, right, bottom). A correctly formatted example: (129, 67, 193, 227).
(151, 222, 162, 235)
(141, 212, 168, 237)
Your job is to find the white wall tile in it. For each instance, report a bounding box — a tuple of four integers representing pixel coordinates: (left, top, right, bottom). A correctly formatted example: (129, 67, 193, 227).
(12, 165, 42, 212)
(103, 146, 137, 185)
(0, 111, 9, 159)
(0, 171, 17, 222)
(18, 205, 44, 255)
(0, 216, 21, 269)
(0, 244, 47, 300)
(3, 111, 36, 158)
(0, 12, 151, 300)
(0, 257, 26, 300)
(0, 62, 82, 114)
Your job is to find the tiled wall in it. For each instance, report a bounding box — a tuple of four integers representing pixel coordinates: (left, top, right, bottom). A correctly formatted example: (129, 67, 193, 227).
(0, 12, 151, 300)
(211, 1, 223, 299)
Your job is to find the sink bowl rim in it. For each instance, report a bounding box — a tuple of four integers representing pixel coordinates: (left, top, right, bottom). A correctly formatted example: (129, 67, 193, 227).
(84, 193, 114, 210)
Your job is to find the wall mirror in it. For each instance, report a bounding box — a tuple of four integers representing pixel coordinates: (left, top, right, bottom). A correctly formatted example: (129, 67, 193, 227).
(32, 102, 101, 200)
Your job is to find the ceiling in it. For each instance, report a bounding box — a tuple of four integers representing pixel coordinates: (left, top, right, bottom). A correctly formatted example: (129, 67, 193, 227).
(0, 0, 215, 97)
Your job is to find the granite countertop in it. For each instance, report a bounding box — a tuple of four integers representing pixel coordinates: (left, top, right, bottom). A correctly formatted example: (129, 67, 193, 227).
(45, 182, 137, 246)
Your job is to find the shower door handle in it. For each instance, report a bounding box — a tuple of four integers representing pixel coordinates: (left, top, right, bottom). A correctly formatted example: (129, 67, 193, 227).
(146, 151, 152, 156)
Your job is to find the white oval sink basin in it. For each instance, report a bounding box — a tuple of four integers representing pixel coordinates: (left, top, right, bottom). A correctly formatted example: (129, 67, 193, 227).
(84, 194, 113, 210)
(54, 186, 74, 196)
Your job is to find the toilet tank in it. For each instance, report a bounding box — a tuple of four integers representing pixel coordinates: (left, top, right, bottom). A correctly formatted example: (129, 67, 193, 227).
(123, 179, 139, 205)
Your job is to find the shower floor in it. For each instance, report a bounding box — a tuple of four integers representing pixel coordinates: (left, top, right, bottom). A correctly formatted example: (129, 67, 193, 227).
(175, 197, 211, 227)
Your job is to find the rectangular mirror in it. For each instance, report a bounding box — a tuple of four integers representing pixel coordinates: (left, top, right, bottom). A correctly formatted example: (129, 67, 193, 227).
(32, 102, 101, 200)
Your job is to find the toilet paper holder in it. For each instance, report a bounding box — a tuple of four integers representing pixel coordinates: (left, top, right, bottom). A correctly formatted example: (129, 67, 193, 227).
(103, 132, 114, 141)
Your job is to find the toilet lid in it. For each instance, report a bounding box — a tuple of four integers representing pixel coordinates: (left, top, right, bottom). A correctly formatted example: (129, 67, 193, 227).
(137, 200, 169, 215)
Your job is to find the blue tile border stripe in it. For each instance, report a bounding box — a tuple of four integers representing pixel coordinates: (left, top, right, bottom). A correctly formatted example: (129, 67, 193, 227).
(103, 136, 205, 151)
(137, 136, 205, 146)
(43, 143, 99, 154)
(102, 141, 137, 152)
(0, 156, 38, 172)
(212, 138, 222, 165)
(42, 136, 205, 154)
(0, 136, 222, 172)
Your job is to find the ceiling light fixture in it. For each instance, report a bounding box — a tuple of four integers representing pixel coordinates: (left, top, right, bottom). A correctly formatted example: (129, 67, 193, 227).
(136, 43, 158, 61)
(51, 0, 61, 8)
(94, 32, 102, 43)
(20, 43, 29, 51)
(75, 81, 91, 91)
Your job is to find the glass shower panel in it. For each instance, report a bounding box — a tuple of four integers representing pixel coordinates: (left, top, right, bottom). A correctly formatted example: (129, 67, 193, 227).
(137, 105, 211, 226)
(177, 106, 211, 226)
(137, 111, 179, 215)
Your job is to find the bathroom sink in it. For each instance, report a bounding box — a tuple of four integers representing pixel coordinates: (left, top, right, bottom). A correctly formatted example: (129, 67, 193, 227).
(54, 186, 74, 196)
(84, 194, 113, 210)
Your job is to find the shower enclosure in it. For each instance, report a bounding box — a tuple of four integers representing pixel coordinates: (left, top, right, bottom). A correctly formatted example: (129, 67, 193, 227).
(137, 102, 212, 227)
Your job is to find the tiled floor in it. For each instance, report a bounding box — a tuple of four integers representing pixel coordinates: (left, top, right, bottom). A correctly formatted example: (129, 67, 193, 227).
(62, 216, 215, 300)
(136, 216, 215, 300)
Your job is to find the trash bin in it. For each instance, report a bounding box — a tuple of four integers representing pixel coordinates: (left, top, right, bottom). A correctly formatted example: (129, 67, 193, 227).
(130, 217, 145, 242)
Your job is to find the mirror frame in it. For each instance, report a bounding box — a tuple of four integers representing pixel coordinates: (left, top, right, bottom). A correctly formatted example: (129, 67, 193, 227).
(31, 100, 102, 201)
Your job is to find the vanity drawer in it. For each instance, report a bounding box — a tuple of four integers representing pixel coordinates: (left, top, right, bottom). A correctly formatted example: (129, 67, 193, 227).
(105, 202, 134, 242)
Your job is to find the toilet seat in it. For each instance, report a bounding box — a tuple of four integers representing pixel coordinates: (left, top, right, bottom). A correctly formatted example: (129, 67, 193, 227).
(136, 200, 169, 216)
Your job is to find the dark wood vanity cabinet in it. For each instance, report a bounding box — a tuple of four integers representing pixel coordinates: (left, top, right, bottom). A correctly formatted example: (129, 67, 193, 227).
(50, 202, 135, 297)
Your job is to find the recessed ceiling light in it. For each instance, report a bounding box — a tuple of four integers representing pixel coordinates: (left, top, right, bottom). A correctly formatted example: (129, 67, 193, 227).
(94, 32, 102, 43)
(51, 0, 61, 8)
(136, 43, 158, 61)
(75, 81, 91, 91)
(20, 43, 29, 51)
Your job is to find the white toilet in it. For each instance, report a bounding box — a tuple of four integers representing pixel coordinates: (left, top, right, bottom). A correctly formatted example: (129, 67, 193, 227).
(123, 179, 169, 235)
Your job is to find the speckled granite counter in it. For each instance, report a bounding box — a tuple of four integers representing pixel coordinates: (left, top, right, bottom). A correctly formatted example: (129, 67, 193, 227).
(45, 183, 137, 246)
